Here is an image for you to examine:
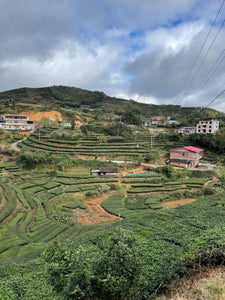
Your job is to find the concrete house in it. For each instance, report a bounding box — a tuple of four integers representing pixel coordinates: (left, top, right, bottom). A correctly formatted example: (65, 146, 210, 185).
(90, 168, 118, 176)
(169, 146, 204, 168)
(2, 114, 35, 130)
(197, 120, 219, 134)
(175, 127, 196, 134)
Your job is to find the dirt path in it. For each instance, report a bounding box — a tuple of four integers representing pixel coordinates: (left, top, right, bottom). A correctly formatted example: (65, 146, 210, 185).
(161, 198, 197, 208)
(202, 176, 218, 190)
(10, 128, 36, 152)
(74, 195, 121, 225)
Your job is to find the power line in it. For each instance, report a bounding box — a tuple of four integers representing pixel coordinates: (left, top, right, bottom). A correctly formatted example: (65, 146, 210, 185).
(205, 88, 225, 108)
(184, 17, 225, 95)
(175, 0, 225, 103)
(190, 48, 225, 99)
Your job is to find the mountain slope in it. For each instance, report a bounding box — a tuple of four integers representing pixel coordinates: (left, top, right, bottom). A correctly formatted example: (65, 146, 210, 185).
(0, 85, 224, 125)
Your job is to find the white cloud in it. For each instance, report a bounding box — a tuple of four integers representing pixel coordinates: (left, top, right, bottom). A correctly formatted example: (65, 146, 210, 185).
(0, 0, 224, 112)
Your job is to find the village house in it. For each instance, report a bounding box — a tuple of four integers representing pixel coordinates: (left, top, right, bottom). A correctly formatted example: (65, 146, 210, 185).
(106, 115, 120, 120)
(175, 127, 196, 134)
(151, 116, 165, 125)
(169, 146, 204, 168)
(196, 119, 219, 134)
(0, 114, 35, 131)
(90, 168, 118, 177)
(61, 118, 83, 127)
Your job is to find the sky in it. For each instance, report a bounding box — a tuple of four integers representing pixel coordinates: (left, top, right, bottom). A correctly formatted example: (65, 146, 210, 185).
(0, 0, 224, 112)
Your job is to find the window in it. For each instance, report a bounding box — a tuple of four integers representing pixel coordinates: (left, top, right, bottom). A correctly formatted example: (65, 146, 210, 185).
(182, 152, 185, 157)
(209, 130, 211, 132)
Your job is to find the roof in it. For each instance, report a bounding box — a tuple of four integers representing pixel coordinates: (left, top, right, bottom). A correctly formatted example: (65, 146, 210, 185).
(183, 146, 204, 153)
(170, 146, 203, 153)
(99, 168, 118, 173)
(4, 114, 28, 117)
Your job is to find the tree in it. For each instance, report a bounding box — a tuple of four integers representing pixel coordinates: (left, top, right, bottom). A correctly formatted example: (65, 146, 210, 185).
(44, 241, 96, 299)
(96, 228, 142, 299)
(121, 109, 142, 126)
(44, 229, 143, 299)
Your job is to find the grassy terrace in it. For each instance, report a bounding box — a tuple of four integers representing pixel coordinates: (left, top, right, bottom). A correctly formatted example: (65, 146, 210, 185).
(0, 161, 215, 260)
(17, 128, 152, 157)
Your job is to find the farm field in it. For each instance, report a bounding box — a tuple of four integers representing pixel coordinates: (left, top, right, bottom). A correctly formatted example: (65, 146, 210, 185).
(1, 123, 225, 299)
(1, 155, 225, 297)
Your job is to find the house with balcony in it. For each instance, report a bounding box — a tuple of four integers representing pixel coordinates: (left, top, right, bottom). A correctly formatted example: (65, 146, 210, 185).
(196, 119, 219, 134)
(2, 114, 35, 130)
(169, 146, 204, 168)
(175, 127, 196, 134)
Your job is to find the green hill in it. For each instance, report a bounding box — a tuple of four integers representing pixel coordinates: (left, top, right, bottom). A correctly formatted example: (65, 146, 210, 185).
(0, 85, 224, 125)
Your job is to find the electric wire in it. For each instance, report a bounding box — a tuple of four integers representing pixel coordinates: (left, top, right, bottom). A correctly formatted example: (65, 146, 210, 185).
(190, 48, 225, 99)
(184, 17, 225, 95)
(175, 0, 225, 104)
(205, 88, 225, 108)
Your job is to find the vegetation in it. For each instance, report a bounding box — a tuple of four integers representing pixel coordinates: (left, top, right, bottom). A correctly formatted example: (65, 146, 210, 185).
(1, 85, 225, 299)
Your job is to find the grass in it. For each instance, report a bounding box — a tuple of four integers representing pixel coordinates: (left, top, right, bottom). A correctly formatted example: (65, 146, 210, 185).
(155, 267, 225, 300)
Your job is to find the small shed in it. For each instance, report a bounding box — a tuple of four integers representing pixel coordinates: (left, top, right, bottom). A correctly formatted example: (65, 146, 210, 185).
(90, 168, 118, 176)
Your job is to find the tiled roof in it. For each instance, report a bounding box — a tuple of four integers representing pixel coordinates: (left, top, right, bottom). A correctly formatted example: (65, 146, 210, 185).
(170, 146, 203, 153)
(183, 146, 204, 153)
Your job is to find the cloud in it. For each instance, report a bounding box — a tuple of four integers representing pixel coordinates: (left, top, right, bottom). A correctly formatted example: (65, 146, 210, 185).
(124, 21, 225, 109)
(0, 0, 224, 111)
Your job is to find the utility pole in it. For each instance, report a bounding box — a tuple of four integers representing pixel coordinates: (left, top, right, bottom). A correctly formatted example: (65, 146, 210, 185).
(150, 130, 154, 149)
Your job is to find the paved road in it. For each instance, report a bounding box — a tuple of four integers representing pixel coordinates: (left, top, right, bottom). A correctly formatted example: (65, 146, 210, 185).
(10, 128, 36, 152)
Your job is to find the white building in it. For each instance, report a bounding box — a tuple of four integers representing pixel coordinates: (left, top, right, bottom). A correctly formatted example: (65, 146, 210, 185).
(196, 120, 219, 134)
(2, 114, 35, 130)
(176, 127, 196, 134)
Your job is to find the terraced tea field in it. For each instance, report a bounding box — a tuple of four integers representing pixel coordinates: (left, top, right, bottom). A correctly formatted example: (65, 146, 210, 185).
(0, 162, 215, 260)
(18, 127, 153, 159)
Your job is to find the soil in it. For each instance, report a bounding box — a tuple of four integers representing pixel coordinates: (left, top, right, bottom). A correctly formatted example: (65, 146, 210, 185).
(161, 198, 197, 208)
(74, 195, 122, 225)
(202, 176, 218, 189)
(119, 165, 146, 175)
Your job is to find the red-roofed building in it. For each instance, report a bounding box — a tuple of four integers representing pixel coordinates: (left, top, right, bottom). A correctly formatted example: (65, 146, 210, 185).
(169, 146, 204, 168)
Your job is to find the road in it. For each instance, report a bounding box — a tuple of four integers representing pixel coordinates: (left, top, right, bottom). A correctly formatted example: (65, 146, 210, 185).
(10, 128, 36, 152)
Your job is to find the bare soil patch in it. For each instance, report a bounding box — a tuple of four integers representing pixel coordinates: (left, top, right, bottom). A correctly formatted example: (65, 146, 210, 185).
(74, 195, 121, 225)
(155, 266, 225, 300)
(162, 198, 197, 208)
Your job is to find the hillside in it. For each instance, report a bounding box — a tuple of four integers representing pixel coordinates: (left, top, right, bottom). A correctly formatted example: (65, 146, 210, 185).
(0, 85, 225, 125)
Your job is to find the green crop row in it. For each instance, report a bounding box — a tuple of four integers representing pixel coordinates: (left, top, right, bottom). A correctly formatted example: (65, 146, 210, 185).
(53, 178, 118, 185)
(121, 178, 163, 184)
(43, 182, 61, 189)
(7, 184, 29, 208)
(64, 186, 80, 193)
(49, 187, 64, 196)
(25, 186, 46, 195)
(131, 184, 164, 188)
(17, 182, 36, 189)
(124, 195, 147, 210)
(0, 185, 17, 223)
(23, 192, 36, 209)
(127, 186, 189, 193)
(16, 211, 33, 242)
(63, 198, 86, 209)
